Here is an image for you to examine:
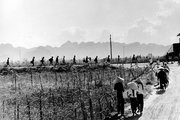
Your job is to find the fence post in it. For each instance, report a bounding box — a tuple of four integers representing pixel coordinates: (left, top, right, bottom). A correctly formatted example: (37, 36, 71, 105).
(84, 72, 86, 89)
(26, 95, 31, 120)
(98, 98, 103, 120)
(59, 74, 63, 87)
(52, 92, 57, 120)
(39, 74, 44, 91)
(17, 103, 19, 120)
(89, 98, 94, 120)
(30, 71, 33, 87)
(54, 72, 58, 87)
(14, 98, 16, 120)
(2, 100, 4, 119)
(39, 90, 43, 120)
(14, 73, 17, 91)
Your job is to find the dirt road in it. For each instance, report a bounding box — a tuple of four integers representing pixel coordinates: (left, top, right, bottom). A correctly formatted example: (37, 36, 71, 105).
(127, 63, 180, 120)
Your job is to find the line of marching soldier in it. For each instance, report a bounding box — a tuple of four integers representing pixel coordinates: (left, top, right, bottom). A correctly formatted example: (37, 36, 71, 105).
(5, 55, 123, 67)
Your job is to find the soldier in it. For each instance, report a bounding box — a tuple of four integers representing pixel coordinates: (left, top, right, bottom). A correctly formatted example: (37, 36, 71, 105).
(107, 55, 110, 63)
(94, 56, 98, 64)
(40, 57, 45, 66)
(85, 56, 89, 63)
(89, 57, 91, 61)
(30, 57, 35, 66)
(6, 57, 10, 67)
(83, 58, 86, 63)
(118, 55, 120, 63)
(49, 56, 53, 65)
(62, 56, 66, 64)
(131, 54, 137, 67)
(55, 56, 59, 65)
(73, 55, 76, 64)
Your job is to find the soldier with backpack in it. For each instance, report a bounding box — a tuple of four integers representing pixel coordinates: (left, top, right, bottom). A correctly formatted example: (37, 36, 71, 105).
(49, 56, 53, 65)
(40, 57, 45, 66)
(30, 57, 35, 66)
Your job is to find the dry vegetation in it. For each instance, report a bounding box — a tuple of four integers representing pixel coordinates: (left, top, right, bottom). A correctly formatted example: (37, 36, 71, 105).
(0, 63, 156, 120)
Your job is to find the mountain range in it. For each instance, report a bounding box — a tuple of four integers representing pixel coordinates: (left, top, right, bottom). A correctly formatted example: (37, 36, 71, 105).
(0, 41, 171, 62)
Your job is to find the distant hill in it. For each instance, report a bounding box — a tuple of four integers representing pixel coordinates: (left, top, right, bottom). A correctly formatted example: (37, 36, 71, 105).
(0, 42, 171, 62)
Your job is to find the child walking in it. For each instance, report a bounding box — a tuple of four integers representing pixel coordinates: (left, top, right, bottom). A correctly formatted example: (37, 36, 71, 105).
(127, 82, 138, 116)
(135, 79, 144, 114)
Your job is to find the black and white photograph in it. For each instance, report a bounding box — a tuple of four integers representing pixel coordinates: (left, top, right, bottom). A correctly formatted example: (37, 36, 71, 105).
(0, 0, 180, 119)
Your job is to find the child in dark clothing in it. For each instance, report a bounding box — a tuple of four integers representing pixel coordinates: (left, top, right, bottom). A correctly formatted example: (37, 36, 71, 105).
(135, 79, 144, 114)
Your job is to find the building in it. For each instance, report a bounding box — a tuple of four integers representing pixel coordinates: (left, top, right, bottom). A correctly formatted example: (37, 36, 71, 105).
(167, 43, 180, 60)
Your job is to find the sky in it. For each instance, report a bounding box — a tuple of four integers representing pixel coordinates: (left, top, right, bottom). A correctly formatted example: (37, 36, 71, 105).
(0, 0, 180, 48)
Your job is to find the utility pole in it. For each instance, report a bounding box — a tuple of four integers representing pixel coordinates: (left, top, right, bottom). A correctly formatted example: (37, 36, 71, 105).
(19, 47, 21, 62)
(110, 34, 112, 60)
(177, 33, 180, 63)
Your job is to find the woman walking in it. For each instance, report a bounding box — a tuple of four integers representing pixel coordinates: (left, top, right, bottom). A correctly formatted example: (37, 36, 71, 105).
(114, 76, 125, 118)
(135, 79, 144, 114)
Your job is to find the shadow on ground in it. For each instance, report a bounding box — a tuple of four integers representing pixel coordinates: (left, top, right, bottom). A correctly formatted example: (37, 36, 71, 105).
(156, 89, 165, 95)
(104, 113, 142, 120)
(124, 114, 142, 120)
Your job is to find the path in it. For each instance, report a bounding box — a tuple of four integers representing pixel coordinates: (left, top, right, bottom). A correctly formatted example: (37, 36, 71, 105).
(125, 63, 180, 120)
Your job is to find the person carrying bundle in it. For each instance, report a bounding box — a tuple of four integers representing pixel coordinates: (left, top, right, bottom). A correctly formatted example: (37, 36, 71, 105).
(127, 82, 138, 116)
(157, 67, 168, 90)
(114, 76, 125, 118)
(135, 79, 144, 114)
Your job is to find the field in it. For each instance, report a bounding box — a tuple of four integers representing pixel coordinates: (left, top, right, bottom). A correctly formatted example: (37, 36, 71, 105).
(0, 63, 156, 120)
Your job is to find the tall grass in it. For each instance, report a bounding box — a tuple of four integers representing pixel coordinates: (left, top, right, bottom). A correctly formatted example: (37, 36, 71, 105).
(0, 64, 155, 120)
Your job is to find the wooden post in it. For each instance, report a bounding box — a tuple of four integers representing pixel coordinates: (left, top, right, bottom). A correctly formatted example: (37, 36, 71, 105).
(89, 98, 94, 120)
(74, 108, 77, 119)
(30, 72, 33, 87)
(14, 73, 17, 91)
(17, 104, 19, 120)
(39, 74, 43, 91)
(59, 74, 63, 87)
(14, 98, 16, 120)
(54, 72, 58, 87)
(84, 72, 86, 89)
(2, 100, 4, 118)
(52, 92, 57, 120)
(110, 34, 113, 60)
(98, 98, 102, 120)
(39, 91, 43, 120)
(26, 95, 31, 120)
